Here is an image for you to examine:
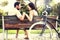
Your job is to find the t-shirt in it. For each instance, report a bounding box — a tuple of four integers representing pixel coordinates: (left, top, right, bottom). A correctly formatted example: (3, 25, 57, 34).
(8, 8, 21, 18)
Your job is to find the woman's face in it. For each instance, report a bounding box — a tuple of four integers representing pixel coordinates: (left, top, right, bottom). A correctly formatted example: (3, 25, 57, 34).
(27, 5, 31, 11)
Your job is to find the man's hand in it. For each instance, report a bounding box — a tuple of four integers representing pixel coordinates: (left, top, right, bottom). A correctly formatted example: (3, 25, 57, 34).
(23, 12, 26, 15)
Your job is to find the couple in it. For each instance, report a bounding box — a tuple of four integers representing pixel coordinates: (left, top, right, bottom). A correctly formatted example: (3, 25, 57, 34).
(8, 2, 38, 39)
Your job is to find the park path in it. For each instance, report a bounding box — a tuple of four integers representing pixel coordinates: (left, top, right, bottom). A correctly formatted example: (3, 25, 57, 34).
(0, 33, 60, 40)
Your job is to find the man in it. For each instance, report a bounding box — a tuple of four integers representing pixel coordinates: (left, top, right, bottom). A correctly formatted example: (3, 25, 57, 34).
(8, 2, 28, 39)
(8, 2, 25, 20)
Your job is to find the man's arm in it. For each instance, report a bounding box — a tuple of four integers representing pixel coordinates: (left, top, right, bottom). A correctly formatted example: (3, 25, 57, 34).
(16, 11, 25, 21)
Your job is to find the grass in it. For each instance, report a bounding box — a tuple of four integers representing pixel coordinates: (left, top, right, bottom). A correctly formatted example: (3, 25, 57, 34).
(0, 27, 60, 34)
(0, 29, 2, 33)
(0, 29, 57, 34)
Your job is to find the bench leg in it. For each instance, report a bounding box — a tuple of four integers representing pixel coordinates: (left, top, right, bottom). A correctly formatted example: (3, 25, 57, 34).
(2, 16, 5, 40)
(5, 30, 8, 40)
(2, 28, 5, 40)
(16, 30, 19, 38)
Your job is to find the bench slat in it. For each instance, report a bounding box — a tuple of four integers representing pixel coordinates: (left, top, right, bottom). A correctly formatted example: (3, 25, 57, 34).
(4, 16, 57, 30)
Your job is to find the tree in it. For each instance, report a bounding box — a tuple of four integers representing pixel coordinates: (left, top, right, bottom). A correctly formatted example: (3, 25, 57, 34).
(0, 1, 8, 7)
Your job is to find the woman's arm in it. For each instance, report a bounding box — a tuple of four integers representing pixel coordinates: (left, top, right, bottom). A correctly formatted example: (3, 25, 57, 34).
(25, 11, 34, 21)
(19, 12, 26, 20)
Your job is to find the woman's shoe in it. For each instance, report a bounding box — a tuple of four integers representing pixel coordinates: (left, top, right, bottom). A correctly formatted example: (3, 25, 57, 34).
(24, 37, 29, 39)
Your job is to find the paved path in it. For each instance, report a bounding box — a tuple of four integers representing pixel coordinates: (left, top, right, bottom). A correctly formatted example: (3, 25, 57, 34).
(0, 33, 60, 40)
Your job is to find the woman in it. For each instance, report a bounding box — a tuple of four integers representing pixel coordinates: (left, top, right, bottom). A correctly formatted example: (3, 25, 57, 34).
(25, 2, 38, 21)
(24, 2, 38, 39)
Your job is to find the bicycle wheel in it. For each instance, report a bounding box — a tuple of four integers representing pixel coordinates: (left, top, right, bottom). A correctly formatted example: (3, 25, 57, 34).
(28, 21, 52, 40)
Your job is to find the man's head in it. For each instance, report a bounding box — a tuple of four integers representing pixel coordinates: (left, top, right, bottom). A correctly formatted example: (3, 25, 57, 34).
(14, 2, 21, 10)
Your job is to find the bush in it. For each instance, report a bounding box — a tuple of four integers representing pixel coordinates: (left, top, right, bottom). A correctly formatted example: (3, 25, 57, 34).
(1, 1, 8, 7)
(0, 9, 7, 28)
(0, 16, 2, 29)
(37, 5, 45, 15)
(51, 3, 60, 24)
(52, 3, 60, 16)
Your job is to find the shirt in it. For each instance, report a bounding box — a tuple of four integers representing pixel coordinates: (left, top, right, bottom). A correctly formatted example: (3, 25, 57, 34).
(8, 8, 21, 18)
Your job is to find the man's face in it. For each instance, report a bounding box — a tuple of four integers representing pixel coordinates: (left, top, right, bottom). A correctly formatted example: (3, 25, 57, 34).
(16, 4, 21, 10)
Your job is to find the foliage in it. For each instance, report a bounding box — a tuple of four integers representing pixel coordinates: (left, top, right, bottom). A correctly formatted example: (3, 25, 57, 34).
(51, 3, 60, 24)
(0, 9, 3, 28)
(0, 9, 7, 16)
(0, 9, 4, 15)
(49, 0, 56, 7)
(1, 1, 8, 7)
(51, 3, 60, 16)
(20, 3, 29, 15)
(37, 5, 45, 15)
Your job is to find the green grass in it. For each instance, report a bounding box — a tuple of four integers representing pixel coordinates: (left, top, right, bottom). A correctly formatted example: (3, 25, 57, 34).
(0, 29, 2, 33)
(0, 29, 57, 34)
(0, 27, 60, 34)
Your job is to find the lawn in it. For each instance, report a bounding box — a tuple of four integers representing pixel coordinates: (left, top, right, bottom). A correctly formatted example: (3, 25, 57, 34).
(0, 29, 57, 34)
(0, 27, 60, 34)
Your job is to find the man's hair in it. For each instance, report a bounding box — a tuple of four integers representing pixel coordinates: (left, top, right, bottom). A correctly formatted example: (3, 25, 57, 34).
(14, 2, 20, 7)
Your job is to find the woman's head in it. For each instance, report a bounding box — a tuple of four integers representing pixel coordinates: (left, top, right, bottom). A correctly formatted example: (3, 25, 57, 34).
(27, 2, 36, 10)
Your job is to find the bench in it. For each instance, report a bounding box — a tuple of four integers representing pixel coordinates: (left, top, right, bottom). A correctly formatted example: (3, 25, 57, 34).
(3, 16, 57, 29)
(4, 16, 43, 30)
(2, 15, 58, 40)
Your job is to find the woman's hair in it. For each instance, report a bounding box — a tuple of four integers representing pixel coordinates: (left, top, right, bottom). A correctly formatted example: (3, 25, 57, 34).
(28, 2, 37, 11)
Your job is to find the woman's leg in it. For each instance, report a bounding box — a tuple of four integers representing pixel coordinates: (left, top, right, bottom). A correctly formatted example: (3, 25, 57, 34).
(16, 30, 19, 38)
(24, 29, 29, 39)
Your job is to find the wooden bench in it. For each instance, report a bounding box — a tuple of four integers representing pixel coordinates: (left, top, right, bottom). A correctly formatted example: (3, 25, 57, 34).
(2, 15, 58, 40)
(4, 16, 43, 30)
(3, 15, 57, 30)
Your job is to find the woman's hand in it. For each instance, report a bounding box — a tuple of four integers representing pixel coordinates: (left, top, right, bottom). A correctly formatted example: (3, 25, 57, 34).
(25, 13, 32, 22)
(20, 12, 26, 21)
(23, 12, 28, 18)
(23, 12, 33, 22)
(23, 12, 26, 15)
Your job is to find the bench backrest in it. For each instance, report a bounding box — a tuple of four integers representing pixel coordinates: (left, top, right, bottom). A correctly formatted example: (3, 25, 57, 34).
(3, 15, 57, 30)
